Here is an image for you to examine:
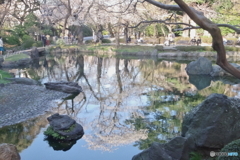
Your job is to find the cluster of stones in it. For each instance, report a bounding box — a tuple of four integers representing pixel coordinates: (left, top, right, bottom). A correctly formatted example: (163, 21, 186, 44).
(133, 94, 240, 160)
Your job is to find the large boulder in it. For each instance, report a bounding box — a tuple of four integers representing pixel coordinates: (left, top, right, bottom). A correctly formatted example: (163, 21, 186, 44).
(46, 113, 84, 141)
(44, 81, 82, 94)
(0, 143, 20, 160)
(185, 57, 213, 75)
(132, 137, 194, 160)
(182, 93, 240, 149)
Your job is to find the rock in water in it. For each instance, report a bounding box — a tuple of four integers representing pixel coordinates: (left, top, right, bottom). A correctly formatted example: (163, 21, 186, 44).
(44, 81, 82, 94)
(45, 113, 84, 141)
(185, 57, 213, 75)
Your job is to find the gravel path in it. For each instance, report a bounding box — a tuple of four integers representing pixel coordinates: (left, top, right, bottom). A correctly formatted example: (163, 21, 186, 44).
(0, 84, 69, 128)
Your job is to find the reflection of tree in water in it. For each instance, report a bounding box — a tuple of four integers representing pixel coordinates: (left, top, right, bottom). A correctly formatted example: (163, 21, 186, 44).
(44, 136, 77, 151)
(11, 52, 239, 152)
(126, 92, 208, 150)
(0, 115, 49, 152)
(57, 92, 86, 119)
(127, 70, 238, 150)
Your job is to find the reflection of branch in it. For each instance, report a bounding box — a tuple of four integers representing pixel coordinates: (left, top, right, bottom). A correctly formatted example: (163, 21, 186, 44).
(63, 63, 70, 81)
(83, 74, 100, 101)
(116, 59, 123, 93)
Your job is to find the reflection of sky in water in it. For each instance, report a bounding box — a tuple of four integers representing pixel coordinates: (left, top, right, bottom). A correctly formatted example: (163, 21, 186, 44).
(5, 55, 240, 160)
(20, 129, 140, 160)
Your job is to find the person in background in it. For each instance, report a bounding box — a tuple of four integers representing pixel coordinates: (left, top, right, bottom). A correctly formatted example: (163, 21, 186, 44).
(0, 37, 4, 55)
(127, 36, 131, 43)
(197, 37, 201, 46)
(191, 37, 197, 45)
(41, 35, 46, 47)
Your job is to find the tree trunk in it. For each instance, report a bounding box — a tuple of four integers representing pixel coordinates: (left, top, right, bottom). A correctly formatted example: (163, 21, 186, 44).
(124, 26, 128, 44)
(108, 23, 115, 37)
(174, 0, 240, 79)
(74, 25, 83, 44)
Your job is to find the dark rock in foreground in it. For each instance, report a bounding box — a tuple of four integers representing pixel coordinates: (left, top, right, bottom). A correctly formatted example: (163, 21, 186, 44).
(0, 143, 21, 160)
(44, 81, 82, 94)
(132, 137, 194, 160)
(45, 113, 84, 141)
(132, 93, 240, 160)
(182, 93, 240, 149)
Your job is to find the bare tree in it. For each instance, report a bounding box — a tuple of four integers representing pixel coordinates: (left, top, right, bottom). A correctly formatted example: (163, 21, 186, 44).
(10, 0, 40, 25)
(0, 0, 12, 29)
(39, 0, 94, 44)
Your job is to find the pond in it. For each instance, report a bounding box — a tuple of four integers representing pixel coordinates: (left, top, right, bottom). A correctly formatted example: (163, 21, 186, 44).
(1, 52, 240, 160)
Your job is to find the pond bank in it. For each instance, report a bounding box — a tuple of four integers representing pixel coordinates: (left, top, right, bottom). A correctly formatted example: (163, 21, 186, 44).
(47, 45, 240, 60)
(0, 84, 69, 128)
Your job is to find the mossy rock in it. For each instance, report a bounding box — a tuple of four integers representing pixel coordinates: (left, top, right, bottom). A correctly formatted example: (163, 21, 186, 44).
(44, 126, 66, 140)
(45, 113, 84, 141)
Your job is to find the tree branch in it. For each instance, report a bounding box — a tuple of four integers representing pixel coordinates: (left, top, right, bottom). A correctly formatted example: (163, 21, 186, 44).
(173, 0, 240, 79)
(144, 0, 240, 79)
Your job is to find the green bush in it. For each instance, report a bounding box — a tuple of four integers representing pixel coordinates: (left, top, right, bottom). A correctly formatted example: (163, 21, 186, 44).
(219, 139, 240, 160)
(102, 39, 111, 43)
(21, 35, 35, 49)
(189, 152, 202, 160)
(56, 39, 65, 46)
(44, 127, 65, 140)
(32, 41, 42, 47)
(225, 46, 240, 51)
(5, 36, 20, 45)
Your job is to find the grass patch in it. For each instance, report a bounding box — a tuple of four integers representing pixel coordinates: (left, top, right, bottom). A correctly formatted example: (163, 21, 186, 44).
(44, 124, 76, 140)
(0, 70, 13, 84)
(86, 45, 112, 52)
(4, 53, 30, 62)
(44, 126, 65, 140)
(175, 45, 240, 52)
(189, 152, 203, 160)
(114, 45, 155, 52)
(224, 46, 240, 52)
(175, 46, 214, 52)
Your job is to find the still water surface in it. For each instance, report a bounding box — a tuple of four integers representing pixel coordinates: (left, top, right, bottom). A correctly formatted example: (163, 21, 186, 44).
(1, 52, 240, 160)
